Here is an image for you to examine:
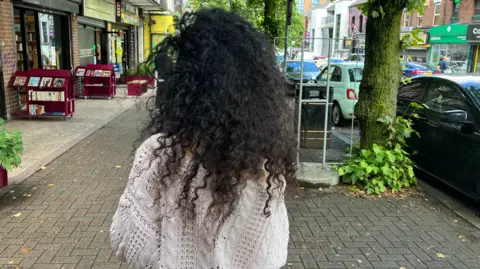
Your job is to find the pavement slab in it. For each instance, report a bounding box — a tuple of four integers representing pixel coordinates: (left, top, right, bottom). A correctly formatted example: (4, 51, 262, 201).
(0, 107, 479, 269)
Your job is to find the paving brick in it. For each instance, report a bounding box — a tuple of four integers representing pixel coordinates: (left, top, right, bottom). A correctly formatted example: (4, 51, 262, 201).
(0, 108, 479, 269)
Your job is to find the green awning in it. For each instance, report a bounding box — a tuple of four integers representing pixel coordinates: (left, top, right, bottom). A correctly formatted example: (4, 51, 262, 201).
(429, 24, 467, 44)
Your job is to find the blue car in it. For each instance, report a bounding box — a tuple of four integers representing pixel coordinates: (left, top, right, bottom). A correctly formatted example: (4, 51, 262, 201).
(330, 58, 345, 64)
(283, 60, 320, 83)
(402, 62, 439, 78)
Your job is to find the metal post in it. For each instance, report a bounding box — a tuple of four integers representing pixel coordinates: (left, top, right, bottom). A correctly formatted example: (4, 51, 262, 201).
(296, 39, 306, 165)
(322, 38, 333, 169)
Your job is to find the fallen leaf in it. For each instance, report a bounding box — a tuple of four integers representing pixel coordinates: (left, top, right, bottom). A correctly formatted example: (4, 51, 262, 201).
(436, 253, 446, 258)
(8, 261, 13, 264)
(40, 166, 47, 170)
(48, 184, 55, 187)
(22, 194, 32, 197)
(115, 165, 122, 168)
(400, 267, 406, 269)
(12, 213, 21, 217)
(21, 248, 29, 254)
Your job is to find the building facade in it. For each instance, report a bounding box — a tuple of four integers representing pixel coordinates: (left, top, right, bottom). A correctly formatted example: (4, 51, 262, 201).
(0, 0, 174, 119)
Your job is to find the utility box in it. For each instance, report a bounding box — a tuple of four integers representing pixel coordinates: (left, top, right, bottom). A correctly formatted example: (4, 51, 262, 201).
(295, 84, 334, 149)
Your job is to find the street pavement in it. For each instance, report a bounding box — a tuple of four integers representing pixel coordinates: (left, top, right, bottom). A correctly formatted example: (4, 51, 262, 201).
(0, 107, 479, 269)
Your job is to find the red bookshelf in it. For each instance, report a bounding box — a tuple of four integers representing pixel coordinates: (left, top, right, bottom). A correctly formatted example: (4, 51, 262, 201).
(83, 64, 116, 99)
(20, 69, 75, 120)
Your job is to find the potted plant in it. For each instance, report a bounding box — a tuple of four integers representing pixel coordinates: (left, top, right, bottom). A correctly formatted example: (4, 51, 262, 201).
(0, 119, 23, 187)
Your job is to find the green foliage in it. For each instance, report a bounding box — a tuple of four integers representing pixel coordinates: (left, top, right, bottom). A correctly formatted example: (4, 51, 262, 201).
(189, 0, 305, 49)
(401, 28, 424, 51)
(359, 0, 425, 18)
(337, 103, 425, 195)
(127, 63, 155, 76)
(0, 119, 23, 172)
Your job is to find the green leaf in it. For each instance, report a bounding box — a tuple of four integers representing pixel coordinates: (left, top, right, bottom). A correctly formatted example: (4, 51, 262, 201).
(381, 165, 392, 175)
(371, 10, 380, 18)
(379, 6, 385, 18)
(386, 151, 396, 163)
(338, 166, 346, 176)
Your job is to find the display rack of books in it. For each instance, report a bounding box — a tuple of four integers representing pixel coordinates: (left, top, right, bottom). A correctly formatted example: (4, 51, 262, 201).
(9, 71, 29, 113)
(83, 64, 116, 99)
(12, 69, 75, 120)
(74, 66, 87, 97)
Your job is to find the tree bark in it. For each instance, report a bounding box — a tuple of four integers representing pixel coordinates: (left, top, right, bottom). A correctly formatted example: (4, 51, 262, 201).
(355, 1, 404, 149)
(263, 0, 278, 43)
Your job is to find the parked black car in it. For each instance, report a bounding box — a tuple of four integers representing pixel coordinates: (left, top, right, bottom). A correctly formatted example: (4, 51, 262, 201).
(397, 75, 480, 201)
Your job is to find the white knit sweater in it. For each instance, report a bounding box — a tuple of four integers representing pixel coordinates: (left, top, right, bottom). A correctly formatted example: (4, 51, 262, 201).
(110, 134, 289, 269)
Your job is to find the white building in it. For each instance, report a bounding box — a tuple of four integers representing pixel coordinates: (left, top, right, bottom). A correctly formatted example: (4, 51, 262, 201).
(309, 0, 354, 58)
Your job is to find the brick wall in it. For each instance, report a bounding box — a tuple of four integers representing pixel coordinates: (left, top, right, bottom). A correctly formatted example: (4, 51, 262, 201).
(71, 15, 82, 97)
(1, 0, 18, 116)
(400, 0, 478, 27)
(458, 0, 475, 23)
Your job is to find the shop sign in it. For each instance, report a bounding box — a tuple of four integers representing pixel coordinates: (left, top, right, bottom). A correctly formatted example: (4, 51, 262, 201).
(467, 24, 480, 41)
(83, 0, 116, 23)
(151, 15, 175, 34)
(117, 2, 139, 26)
(429, 24, 467, 44)
(121, 13, 140, 26)
(343, 39, 353, 49)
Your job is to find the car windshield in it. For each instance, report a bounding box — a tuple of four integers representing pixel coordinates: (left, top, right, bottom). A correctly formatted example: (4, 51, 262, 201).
(462, 82, 480, 102)
(286, 61, 319, 72)
(348, 68, 363, 82)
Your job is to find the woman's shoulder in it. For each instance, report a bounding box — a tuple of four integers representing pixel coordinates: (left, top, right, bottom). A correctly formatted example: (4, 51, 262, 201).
(137, 133, 172, 154)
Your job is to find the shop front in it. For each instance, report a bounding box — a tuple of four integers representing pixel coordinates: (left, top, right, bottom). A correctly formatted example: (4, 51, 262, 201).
(108, 1, 141, 82)
(79, 0, 116, 66)
(428, 24, 468, 71)
(467, 24, 480, 73)
(13, 0, 80, 71)
(11, 0, 79, 114)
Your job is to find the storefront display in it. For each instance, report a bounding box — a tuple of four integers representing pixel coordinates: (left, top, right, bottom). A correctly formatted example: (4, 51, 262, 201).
(14, 8, 71, 71)
(428, 24, 468, 71)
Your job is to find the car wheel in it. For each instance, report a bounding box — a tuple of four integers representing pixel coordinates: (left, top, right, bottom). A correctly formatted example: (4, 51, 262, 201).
(332, 103, 346, 127)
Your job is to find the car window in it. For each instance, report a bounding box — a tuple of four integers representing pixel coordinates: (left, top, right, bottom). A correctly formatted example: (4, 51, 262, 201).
(398, 80, 427, 102)
(461, 82, 480, 103)
(331, 66, 342, 82)
(319, 65, 336, 81)
(425, 83, 470, 113)
(348, 68, 363, 82)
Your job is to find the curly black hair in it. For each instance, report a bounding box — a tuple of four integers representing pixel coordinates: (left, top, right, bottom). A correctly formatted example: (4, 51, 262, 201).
(142, 8, 296, 232)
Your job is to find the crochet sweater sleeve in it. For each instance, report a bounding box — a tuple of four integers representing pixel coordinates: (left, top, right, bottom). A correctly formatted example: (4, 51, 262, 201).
(110, 134, 289, 269)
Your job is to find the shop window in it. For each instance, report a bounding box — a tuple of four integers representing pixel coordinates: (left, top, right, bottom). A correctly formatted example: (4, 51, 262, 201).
(14, 8, 70, 71)
(434, 3, 441, 25)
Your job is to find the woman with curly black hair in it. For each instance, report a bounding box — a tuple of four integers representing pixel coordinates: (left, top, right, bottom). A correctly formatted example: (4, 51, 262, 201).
(110, 8, 296, 269)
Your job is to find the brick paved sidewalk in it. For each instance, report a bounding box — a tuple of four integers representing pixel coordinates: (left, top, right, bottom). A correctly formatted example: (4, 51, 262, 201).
(0, 107, 479, 269)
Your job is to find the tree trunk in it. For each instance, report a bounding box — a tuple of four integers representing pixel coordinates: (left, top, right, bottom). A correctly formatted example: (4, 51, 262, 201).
(263, 0, 278, 43)
(355, 2, 404, 149)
